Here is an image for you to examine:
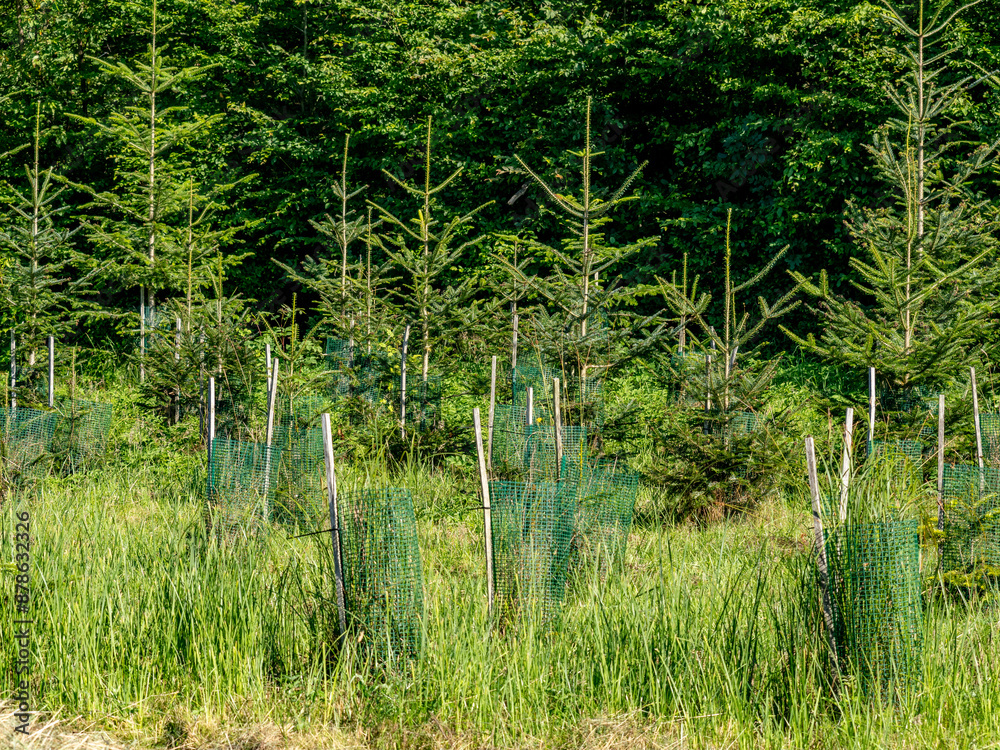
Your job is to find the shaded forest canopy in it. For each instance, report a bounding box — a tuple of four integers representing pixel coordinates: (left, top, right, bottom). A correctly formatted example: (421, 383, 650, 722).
(1, 0, 998, 339)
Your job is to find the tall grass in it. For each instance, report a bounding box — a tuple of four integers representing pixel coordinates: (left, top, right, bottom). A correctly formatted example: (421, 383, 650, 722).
(3, 379, 1000, 749)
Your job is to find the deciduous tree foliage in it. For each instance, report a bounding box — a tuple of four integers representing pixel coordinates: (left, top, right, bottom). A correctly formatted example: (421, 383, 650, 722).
(0, 0, 998, 340)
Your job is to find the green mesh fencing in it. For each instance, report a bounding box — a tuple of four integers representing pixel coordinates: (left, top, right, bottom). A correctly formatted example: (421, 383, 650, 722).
(878, 383, 937, 415)
(489, 480, 575, 624)
(981, 414, 1000, 466)
(51, 400, 113, 471)
(390, 375, 442, 430)
(207, 438, 281, 534)
(523, 424, 588, 481)
(825, 520, 923, 695)
(271, 424, 326, 527)
(560, 461, 639, 572)
(867, 440, 924, 486)
(939, 464, 1000, 577)
(0, 407, 56, 476)
(511, 365, 604, 427)
(669, 350, 706, 406)
(325, 337, 354, 397)
(491, 404, 528, 475)
(337, 488, 424, 662)
(276, 392, 330, 430)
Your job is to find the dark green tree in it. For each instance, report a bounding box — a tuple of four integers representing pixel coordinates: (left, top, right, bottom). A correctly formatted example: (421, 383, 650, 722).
(501, 97, 663, 385)
(0, 104, 98, 400)
(68, 0, 222, 380)
(369, 117, 493, 380)
(784, 0, 1000, 390)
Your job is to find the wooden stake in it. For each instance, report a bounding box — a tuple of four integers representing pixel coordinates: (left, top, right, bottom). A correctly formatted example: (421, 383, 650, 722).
(473, 407, 494, 612)
(937, 393, 945, 530)
(47, 335, 54, 408)
(266, 360, 279, 448)
(263, 360, 279, 520)
(321, 412, 347, 634)
(972, 366, 984, 473)
(487, 355, 497, 471)
(511, 313, 519, 371)
(806, 435, 839, 673)
(838, 408, 854, 522)
(867, 367, 876, 449)
(400, 325, 410, 439)
(208, 376, 216, 501)
(265, 343, 272, 388)
(526, 386, 534, 482)
(553, 377, 563, 479)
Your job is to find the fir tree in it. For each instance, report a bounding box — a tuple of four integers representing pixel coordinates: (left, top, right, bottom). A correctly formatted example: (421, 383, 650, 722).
(501, 97, 664, 384)
(0, 103, 98, 400)
(369, 117, 492, 379)
(649, 209, 803, 518)
(276, 135, 395, 352)
(784, 0, 1000, 390)
(68, 0, 223, 380)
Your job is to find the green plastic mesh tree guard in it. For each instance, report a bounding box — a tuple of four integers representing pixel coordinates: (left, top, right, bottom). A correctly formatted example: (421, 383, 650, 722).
(271, 424, 326, 526)
(207, 438, 282, 533)
(560, 460, 639, 572)
(52, 400, 113, 470)
(878, 383, 937, 414)
(939, 464, 1000, 576)
(336, 488, 424, 662)
(489, 480, 575, 624)
(512, 364, 604, 427)
(390, 374, 442, 430)
(524, 424, 588, 481)
(491, 404, 528, 474)
(669, 350, 705, 406)
(980, 414, 1000, 465)
(824, 520, 923, 695)
(325, 337, 354, 397)
(277, 392, 329, 429)
(867, 440, 923, 485)
(0, 407, 56, 476)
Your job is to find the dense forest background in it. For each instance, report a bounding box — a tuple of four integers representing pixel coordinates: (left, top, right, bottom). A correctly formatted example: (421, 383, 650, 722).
(1, 0, 999, 341)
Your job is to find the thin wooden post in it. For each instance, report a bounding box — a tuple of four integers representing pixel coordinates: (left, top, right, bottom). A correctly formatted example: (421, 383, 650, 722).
(207, 376, 216, 502)
(321, 412, 347, 634)
(262, 360, 279, 520)
(265, 343, 272, 389)
(972, 367, 984, 473)
(265, 350, 275, 426)
(526, 386, 534, 482)
(705, 354, 712, 412)
(139, 291, 146, 383)
(838, 408, 854, 522)
(867, 367, 876, 450)
(400, 325, 410, 439)
(487, 355, 497, 471)
(266, 360, 279, 448)
(806, 436, 839, 673)
(553, 377, 563, 479)
(47, 335, 54, 408)
(473, 407, 494, 612)
(511, 313, 519, 371)
(937, 393, 945, 530)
